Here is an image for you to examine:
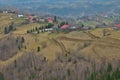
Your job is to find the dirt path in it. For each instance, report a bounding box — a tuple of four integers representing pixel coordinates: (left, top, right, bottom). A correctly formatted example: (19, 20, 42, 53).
(84, 31, 100, 39)
(51, 38, 67, 55)
(57, 36, 94, 42)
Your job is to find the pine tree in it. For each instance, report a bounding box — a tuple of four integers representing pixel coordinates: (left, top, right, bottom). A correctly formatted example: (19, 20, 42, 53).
(27, 30, 30, 33)
(8, 24, 13, 31)
(4, 27, 8, 34)
(21, 37, 25, 43)
(37, 31, 40, 34)
(35, 27, 38, 31)
(37, 46, 40, 52)
(54, 16, 57, 22)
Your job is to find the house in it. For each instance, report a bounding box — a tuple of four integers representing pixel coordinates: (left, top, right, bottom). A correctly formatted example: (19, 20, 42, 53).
(3, 11, 8, 14)
(18, 14, 24, 18)
(28, 16, 34, 22)
(69, 26, 77, 30)
(116, 24, 120, 28)
(113, 24, 120, 30)
(44, 28, 53, 31)
(47, 18, 54, 23)
(61, 24, 70, 29)
(39, 18, 45, 22)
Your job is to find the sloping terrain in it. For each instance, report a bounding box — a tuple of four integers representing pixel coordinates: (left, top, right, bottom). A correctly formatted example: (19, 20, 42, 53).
(0, 13, 120, 80)
(0, 36, 19, 61)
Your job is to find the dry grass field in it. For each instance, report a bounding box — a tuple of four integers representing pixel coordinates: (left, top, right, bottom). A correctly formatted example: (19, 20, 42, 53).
(0, 13, 120, 66)
(0, 13, 120, 80)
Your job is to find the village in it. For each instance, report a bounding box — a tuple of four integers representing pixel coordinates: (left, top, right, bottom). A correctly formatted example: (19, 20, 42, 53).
(1, 9, 120, 36)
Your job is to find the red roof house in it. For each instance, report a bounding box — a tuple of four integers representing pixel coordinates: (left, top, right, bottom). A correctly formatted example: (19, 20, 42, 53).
(47, 18, 53, 23)
(61, 24, 70, 29)
(28, 16, 34, 22)
(116, 24, 120, 28)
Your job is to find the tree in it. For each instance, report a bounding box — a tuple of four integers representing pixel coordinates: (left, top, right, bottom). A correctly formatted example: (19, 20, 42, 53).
(14, 60, 17, 68)
(37, 31, 40, 34)
(8, 22, 14, 31)
(4, 22, 15, 34)
(4, 27, 8, 34)
(9, 24, 13, 31)
(37, 46, 40, 52)
(81, 24, 84, 28)
(21, 37, 25, 43)
(60, 22, 66, 27)
(33, 28, 35, 32)
(27, 30, 30, 33)
(67, 69, 71, 77)
(18, 45, 21, 50)
(47, 23, 54, 28)
(35, 27, 38, 31)
(54, 16, 57, 22)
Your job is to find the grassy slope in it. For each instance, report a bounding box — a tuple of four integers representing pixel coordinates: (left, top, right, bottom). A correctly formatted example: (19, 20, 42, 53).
(0, 13, 120, 68)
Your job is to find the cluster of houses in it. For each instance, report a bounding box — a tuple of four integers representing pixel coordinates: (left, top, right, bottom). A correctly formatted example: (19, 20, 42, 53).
(17, 14, 79, 31)
(1, 9, 120, 34)
(18, 13, 120, 33)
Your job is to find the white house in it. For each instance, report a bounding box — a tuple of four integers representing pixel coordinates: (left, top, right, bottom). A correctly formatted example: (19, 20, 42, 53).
(3, 11, 8, 14)
(18, 14, 24, 18)
(44, 28, 53, 31)
(39, 18, 45, 22)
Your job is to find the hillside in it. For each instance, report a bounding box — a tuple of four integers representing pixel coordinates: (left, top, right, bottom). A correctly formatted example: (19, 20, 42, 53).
(0, 13, 120, 80)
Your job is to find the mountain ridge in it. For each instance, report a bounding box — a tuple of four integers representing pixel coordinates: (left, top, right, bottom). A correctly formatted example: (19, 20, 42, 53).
(0, 0, 120, 17)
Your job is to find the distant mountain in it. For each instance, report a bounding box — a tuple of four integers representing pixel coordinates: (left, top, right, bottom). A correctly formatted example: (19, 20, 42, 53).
(0, 0, 120, 17)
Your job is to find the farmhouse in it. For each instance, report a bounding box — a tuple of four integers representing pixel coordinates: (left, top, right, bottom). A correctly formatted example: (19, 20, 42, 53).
(39, 18, 45, 23)
(116, 24, 120, 28)
(61, 24, 70, 29)
(47, 18, 54, 23)
(28, 15, 34, 22)
(113, 23, 120, 30)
